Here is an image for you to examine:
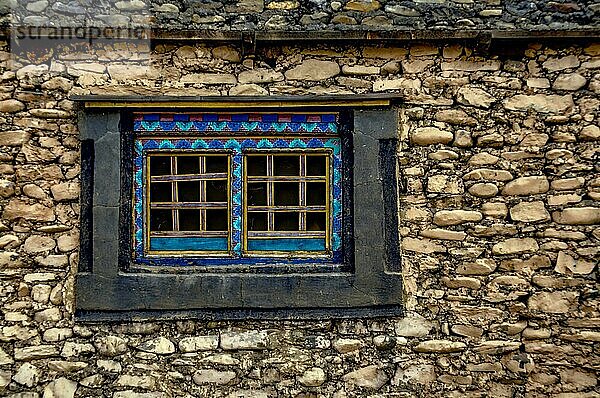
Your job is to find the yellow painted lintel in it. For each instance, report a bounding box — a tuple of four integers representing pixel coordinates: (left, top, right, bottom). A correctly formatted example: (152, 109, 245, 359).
(84, 99, 391, 109)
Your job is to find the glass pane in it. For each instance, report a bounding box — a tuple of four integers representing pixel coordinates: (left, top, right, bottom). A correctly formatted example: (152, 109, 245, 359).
(150, 156, 171, 176)
(150, 182, 172, 202)
(307, 155, 326, 176)
(247, 183, 267, 206)
(177, 156, 199, 175)
(247, 156, 267, 176)
(274, 155, 300, 176)
(179, 209, 200, 231)
(177, 181, 200, 202)
(206, 180, 227, 202)
(248, 212, 267, 231)
(206, 156, 228, 173)
(307, 212, 326, 231)
(274, 182, 299, 206)
(306, 182, 326, 206)
(274, 212, 299, 231)
(206, 209, 228, 231)
(150, 209, 173, 231)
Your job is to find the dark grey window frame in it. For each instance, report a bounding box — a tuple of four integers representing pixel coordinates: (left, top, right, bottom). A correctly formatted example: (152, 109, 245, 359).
(75, 98, 403, 320)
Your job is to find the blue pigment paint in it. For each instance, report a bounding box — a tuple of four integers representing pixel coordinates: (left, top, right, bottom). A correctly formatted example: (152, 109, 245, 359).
(150, 237, 228, 251)
(247, 239, 326, 252)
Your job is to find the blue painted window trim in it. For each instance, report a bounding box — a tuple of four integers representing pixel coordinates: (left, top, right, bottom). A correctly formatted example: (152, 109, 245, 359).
(133, 114, 343, 267)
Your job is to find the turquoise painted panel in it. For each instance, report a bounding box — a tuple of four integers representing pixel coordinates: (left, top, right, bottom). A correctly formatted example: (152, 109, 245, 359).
(247, 238, 326, 252)
(150, 237, 228, 251)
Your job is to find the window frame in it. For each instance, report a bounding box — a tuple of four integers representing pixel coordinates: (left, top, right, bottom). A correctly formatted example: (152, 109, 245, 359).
(76, 104, 403, 320)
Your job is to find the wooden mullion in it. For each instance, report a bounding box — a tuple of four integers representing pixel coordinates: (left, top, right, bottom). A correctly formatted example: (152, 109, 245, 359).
(171, 156, 179, 231)
(151, 173, 227, 182)
(267, 155, 274, 232)
(299, 155, 306, 232)
(199, 156, 206, 232)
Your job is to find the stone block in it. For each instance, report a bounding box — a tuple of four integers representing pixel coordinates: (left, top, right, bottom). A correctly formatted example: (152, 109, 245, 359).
(501, 176, 549, 196)
(179, 336, 219, 352)
(553, 207, 600, 225)
(528, 292, 579, 313)
(285, 60, 340, 81)
(401, 237, 445, 253)
(342, 365, 388, 390)
(413, 340, 466, 353)
(492, 238, 539, 255)
(221, 331, 268, 350)
(193, 370, 236, 385)
(555, 251, 596, 275)
(457, 86, 495, 108)
(410, 127, 453, 145)
(509, 201, 550, 222)
(503, 94, 574, 114)
(433, 210, 482, 226)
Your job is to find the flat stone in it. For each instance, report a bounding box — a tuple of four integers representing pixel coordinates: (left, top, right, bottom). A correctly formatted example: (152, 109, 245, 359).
(342, 365, 388, 390)
(113, 391, 166, 398)
(229, 84, 268, 96)
(553, 73, 587, 90)
(463, 169, 513, 181)
(221, 330, 268, 350)
(547, 194, 582, 206)
(395, 315, 434, 337)
(441, 60, 501, 72)
(333, 338, 362, 353)
(434, 109, 477, 126)
(501, 176, 549, 196)
(393, 363, 436, 386)
(285, 60, 340, 81)
(451, 325, 483, 338)
(115, 375, 156, 389)
(527, 77, 550, 88)
(50, 183, 79, 201)
(551, 177, 585, 190)
(442, 276, 481, 290)
(504, 94, 574, 114)
(298, 367, 326, 387)
(345, 0, 380, 11)
(95, 336, 128, 357)
(401, 237, 445, 253)
(528, 291, 579, 313)
(136, 337, 175, 355)
(238, 68, 283, 84)
(178, 335, 219, 352)
(401, 60, 434, 74)
(47, 361, 88, 373)
(13, 363, 40, 387)
(0, 99, 25, 113)
(542, 55, 580, 72)
(457, 86, 495, 108)
(492, 238, 539, 255)
(24, 236, 56, 253)
(509, 201, 550, 222)
(0, 131, 31, 146)
(555, 251, 596, 275)
(14, 345, 59, 360)
(433, 210, 482, 226)
(474, 341, 521, 355)
(3, 199, 55, 222)
(427, 175, 463, 194)
(43, 377, 77, 398)
(553, 207, 600, 225)
(420, 229, 466, 241)
(193, 370, 236, 385)
(413, 340, 466, 353)
(580, 125, 600, 141)
(410, 127, 453, 145)
(341, 65, 380, 75)
(457, 259, 497, 275)
(468, 183, 499, 198)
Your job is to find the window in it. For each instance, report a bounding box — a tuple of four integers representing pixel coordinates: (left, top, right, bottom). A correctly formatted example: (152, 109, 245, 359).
(76, 98, 403, 319)
(132, 113, 343, 266)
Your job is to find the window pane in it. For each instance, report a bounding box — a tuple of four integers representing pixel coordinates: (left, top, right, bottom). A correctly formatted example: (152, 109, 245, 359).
(307, 156, 326, 176)
(307, 212, 326, 231)
(176, 156, 199, 175)
(206, 209, 228, 231)
(150, 156, 171, 176)
(274, 212, 299, 231)
(247, 183, 267, 206)
(179, 209, 200, 231)
(206, 180, 227, 202)
(274, 155, 300, 176)
(247, 156, 267, 176)
(150, 209, 173, 231)
(274, 182, 299, 206)
(150, 182, 172, 202)
(177, 181, 200, 202)
(306, 182, 326, 206)
(206, 156, 228, 173)
(248, 212, 267, 231)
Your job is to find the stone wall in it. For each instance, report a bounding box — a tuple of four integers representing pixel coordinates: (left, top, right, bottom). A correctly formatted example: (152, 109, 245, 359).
(3, 0, 599, 32)
(0, 38, 599, 397)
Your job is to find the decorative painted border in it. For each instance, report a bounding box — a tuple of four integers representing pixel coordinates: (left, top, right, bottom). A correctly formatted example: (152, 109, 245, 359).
(133, 137, 342, 266)
(133, 113, 339, 135)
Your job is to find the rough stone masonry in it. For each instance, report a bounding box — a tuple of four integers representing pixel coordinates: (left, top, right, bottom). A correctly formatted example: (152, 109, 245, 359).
(0, 33, 599, 397)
